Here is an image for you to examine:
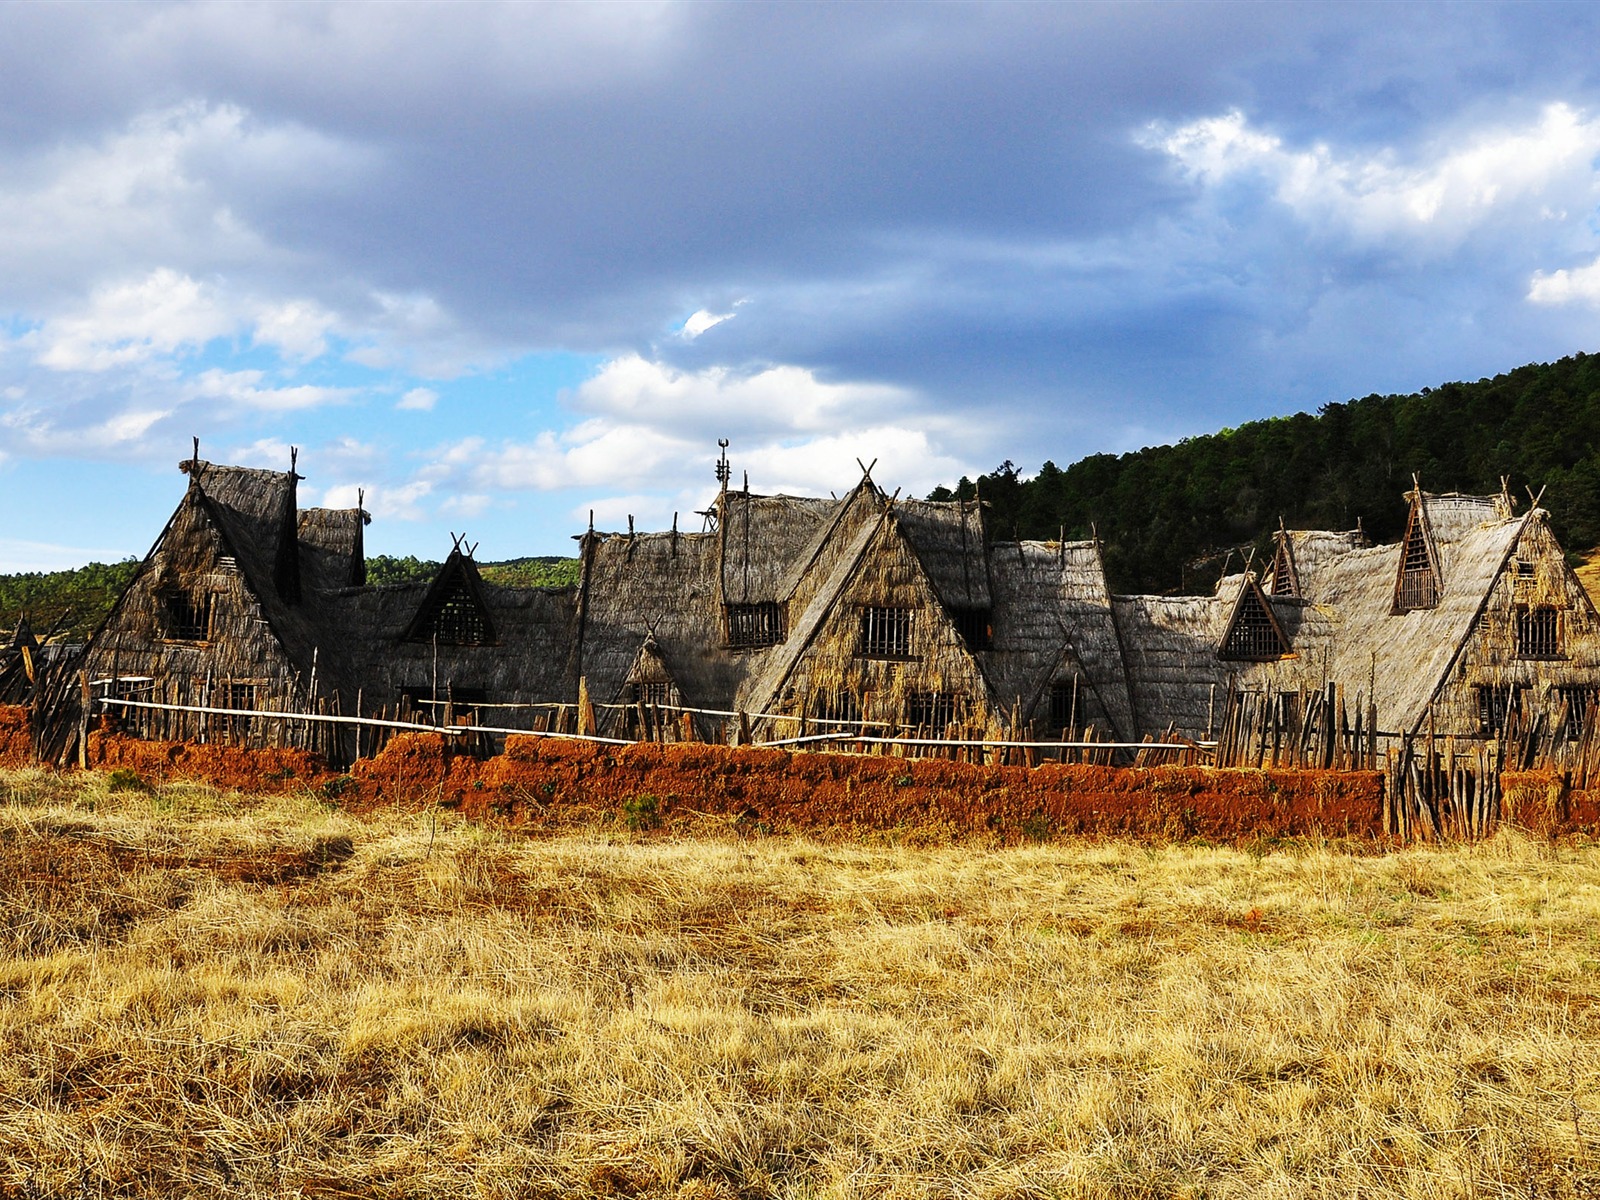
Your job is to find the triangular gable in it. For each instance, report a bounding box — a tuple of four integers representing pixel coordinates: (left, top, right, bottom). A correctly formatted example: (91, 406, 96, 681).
(403, 549, 496, 645)
(1393, 491, 1442, 611)
(738, 504, 995, 731)
(1218, 576, 1292, 661)
(618, 635, 681, 706)
(1268, 529, 1298, 597)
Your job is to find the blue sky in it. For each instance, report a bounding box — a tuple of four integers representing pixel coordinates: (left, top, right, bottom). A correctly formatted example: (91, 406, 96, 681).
(5, 1, 1600, 569)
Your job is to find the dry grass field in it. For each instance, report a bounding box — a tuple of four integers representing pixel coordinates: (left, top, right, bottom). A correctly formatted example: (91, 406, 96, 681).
(2, 768, 1599, 1199)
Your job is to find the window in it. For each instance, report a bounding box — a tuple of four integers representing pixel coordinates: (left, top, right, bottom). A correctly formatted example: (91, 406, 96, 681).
(906, 691, 962, 729)
(217, 682, 256, 739)
(1395, 516, 1438, 611)
(630, 681, 675, 707)
(1219, 586, 1289, 661)
(1049, 680, 1080, 729)
(1558, 686, 1596, 741)
(432, 588, 489, 645)
(410, 574, 491, 646)
(811, 690, 861, 726)
(859, 606, 914, 658)
(1269, 542, 1297, 597)
(161, 590, 213, 641)
(948, 606, 992, 650)
(1477, 685, 1524, 738)
(1516, 606, 1562, 659)
(725, 602, 783, 649)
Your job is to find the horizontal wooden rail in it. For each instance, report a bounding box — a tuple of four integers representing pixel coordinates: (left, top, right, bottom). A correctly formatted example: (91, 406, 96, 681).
(96, 698, 1216, 754)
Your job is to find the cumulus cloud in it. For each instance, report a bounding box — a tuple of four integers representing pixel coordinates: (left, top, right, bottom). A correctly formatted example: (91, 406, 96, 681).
(418, 353, 979, 534)
(396, 387, 438, 411)
(1529, 255, 1600, 306)
(1144, 103, 1600, 247)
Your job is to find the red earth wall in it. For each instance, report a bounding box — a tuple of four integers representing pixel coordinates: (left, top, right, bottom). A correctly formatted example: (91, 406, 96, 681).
(0, 705, 29, 767)
(351, 734, 1386, 841)
(14, 721, 1600, 841)
(1501, 770, 1600, 837)
(84, 727, 332, 794)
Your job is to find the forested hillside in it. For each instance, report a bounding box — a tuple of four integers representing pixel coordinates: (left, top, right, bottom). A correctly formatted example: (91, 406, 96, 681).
(932, 352, 1600, 594)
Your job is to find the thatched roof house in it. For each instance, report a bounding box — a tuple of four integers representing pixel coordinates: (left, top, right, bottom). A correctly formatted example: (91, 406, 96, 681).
(65, 450, 1600, 762)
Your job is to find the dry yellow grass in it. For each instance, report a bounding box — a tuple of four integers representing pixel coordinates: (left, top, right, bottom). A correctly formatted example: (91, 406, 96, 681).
(2, 768, 1599, 1198)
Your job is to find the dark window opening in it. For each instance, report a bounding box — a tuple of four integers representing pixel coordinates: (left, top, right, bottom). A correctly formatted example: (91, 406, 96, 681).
(1220, 590, 1288, 661)
(630, 681, 675, 707)
(1516, 560, 1536, 577)
(216, 682, 256, 739)
(1049, 680, 1080, 729)
(1477, 685, 1524, 738)
(811, 690, 861, 726)
(859, 606, 914, 658)
(948, 606, 992, 650)
(1516, 605, 1562, 659)
(413, 577, 489, 645)
(725, 602, 783, 649)
(1396, 519, 1438, 611)
(906, 691, 963, 729)
(1558, 686, 1596, 741)
(161, 591, 213, 641)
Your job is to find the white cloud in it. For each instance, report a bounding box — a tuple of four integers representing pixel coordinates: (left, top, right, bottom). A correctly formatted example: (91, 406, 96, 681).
(680, 302, 743, 339)
(1528, 254, 1600, 305)
(253, 300, 338, 360)
(397, 387, 439, 411)
(32, 268, 235, 370)
(1145, 103, 1600, 245)
(190, 368, 355, 411)
(418, 352, 983, 529)
(574, 353, 912, 433)
(325, 478, 434, 522)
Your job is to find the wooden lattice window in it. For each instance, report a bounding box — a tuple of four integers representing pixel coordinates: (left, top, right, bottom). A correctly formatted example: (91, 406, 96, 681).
(415, 577, 489, 645)
(906, 691, 962, 729)
(811, 690, 861, 726)
(630, 681, 675, 707)
(1516, 606, 1562, 659)
(1049, 680, 1079, 729)
(1219, 586, 1288, 661)
(216, 682, 256, 739)
(725, 602, 783, 648)
(859, 607, 914, 658)
(1477, 685, 1524, 738)
(1395, 515, 1439, 611)
(948, 606, 992, 650)
(161, 591, 213, 641)
(1269, 542, 1297, 597)
(1558, 686, 1596, 741)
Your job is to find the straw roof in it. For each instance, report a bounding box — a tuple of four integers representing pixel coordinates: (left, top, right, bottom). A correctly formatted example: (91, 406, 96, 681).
(298, 507, 369, 591)
(982, 539, 1135, 738)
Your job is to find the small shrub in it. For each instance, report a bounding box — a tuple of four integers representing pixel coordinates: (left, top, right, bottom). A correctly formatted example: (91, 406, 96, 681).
(623, 793, 660, 832)
(321, 775, 355, 802)
(106, 768, 152, 794)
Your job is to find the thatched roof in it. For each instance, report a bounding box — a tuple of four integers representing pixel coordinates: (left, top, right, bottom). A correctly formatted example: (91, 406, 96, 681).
(717, 490, 836, 603)
(1294, 497, 1528, 733)
(577, 529, 745, 732)
(298, 507, 369, 590)
(318, 576, 577, 709)
(895, 497, 991, 610)
(981, 539, 1135, 738)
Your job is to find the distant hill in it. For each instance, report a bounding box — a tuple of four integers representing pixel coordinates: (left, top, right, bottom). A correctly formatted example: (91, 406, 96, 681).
(932, 352, 1600, 594)
(0, 555, 583, 644)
